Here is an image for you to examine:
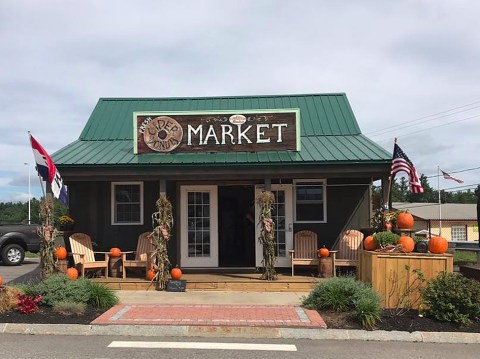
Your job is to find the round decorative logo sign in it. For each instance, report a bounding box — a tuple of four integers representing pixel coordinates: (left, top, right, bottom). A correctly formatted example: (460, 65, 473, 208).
(229, 114, 247, 125)
(143, 116, 183, 152)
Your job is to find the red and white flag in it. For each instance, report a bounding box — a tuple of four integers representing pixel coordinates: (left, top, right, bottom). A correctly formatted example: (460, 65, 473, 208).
(30, 134, 68, 206)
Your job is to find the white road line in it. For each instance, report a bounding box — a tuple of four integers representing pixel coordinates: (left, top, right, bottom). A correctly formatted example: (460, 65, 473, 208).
(108, 341, 297, 351)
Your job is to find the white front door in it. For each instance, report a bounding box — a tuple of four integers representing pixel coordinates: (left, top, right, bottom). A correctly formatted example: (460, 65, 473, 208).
(255, 184, 293, 267)
(180, 185, 218, 267)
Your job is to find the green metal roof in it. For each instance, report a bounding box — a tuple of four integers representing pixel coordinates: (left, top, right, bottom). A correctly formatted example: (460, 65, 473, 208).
(53, 93, 391, 166)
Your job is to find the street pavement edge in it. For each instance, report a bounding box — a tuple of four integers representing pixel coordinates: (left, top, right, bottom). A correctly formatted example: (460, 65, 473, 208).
(1, 323, 480, 343)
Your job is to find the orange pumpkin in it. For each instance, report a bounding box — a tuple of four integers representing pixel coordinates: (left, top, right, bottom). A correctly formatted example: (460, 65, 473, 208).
(109, 247, 122, 257)
(429, 236, 448, 254)
(171, 267, 183, 280)
(66, 267, 78, 280)
(146, 268, 156, 281)
(396, 212, 414, 229)
(363, 235, 376, 251)
(318, 246, 330, 258)
(398, 236, 415, 253)
(55, 246, 67, 260)
(0, 275, 3, 286)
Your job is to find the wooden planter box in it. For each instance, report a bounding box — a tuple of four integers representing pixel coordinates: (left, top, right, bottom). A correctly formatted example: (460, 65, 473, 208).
(359, 250, 453, 309)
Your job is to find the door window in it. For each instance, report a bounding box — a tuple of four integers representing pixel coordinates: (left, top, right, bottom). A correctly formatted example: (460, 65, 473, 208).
(187, 191, 211, 257)
(271, 189, 287, 257)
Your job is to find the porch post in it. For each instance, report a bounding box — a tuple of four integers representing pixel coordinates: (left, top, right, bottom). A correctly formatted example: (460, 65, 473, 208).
(159, 179, 166, 195)
(264, 178, 271, 192)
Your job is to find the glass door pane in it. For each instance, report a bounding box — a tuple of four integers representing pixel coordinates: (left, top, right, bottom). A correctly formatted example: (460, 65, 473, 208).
(271, 190, 286, 258)
(187, 191, 211, 257)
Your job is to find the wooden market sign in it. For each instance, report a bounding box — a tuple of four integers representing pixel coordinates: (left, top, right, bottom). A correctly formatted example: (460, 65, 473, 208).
(133, 109, 300, 154)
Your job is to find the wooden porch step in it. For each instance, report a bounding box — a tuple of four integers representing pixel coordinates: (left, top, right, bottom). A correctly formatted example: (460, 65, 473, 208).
(186, 281, 318, 292)
(93, 272, 321, 292)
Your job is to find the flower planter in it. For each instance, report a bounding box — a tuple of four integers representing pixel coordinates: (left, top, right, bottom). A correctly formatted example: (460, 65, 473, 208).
(59, 225, 74, 232)
(358, 250, 453, 309)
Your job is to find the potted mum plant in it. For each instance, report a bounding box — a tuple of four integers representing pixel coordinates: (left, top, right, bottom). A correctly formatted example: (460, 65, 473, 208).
(58, 215, 75, 231)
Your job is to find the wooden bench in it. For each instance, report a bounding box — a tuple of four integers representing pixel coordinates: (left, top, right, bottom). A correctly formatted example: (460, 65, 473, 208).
(288, 230, 318, 276)
(331, 229, 363, 276)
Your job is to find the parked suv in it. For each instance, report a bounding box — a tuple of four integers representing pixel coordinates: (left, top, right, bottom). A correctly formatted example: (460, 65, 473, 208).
(0, 224, 41, 265)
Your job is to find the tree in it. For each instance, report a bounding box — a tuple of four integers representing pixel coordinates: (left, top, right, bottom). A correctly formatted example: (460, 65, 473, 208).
(406, 174, 436, 203)
(387, 175, 476, 204)
(391, 176, 408, 202)
(0, 198, 66, 225)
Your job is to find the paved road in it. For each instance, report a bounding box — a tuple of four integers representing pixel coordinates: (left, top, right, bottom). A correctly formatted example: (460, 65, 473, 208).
(0, 257, 41, 284)
(0, 334, 479, 359)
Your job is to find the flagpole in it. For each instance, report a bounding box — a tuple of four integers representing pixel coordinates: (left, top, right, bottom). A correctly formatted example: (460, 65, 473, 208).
(386, 138, 397, 211)
(37, 173, 46, 199)
(438, 165, 442, 236)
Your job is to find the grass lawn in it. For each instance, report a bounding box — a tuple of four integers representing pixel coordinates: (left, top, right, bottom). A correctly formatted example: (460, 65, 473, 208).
(25, 251, 40, 258)
(454, 250, 478, 265)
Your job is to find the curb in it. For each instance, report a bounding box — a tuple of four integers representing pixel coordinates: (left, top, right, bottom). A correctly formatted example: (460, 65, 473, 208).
(1, 323, 480, 343)
(0, 323, 90, 336)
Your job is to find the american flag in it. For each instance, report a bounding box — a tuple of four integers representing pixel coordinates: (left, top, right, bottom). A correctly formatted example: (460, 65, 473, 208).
(391, 143, 424, 193)
(440, 169, 464, 184)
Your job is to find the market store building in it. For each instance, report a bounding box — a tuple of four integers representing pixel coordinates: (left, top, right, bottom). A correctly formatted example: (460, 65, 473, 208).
(53, 93, 391, 269)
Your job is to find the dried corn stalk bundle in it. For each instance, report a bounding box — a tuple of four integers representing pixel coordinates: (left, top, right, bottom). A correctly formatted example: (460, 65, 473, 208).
(38, 197, 57, 279)
(256, 191, 277, 281)
(150, 194, 173, 290)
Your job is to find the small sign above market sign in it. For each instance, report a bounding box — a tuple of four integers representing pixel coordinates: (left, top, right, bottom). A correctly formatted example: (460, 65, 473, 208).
(133, 109, 300, 154)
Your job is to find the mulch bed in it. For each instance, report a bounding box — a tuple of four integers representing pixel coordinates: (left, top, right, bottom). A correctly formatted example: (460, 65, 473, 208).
(0, 306, 104, 325)
(321, 309, 480, 333)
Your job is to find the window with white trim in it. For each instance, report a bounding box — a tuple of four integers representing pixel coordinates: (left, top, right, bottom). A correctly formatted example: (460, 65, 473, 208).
(294, 180, 326, 222)
(451, 225, 467, 241)
(111, 182, 144, 225)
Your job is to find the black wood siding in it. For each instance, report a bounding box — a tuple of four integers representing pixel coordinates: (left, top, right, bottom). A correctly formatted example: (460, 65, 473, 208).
(68, 178, 370, 266)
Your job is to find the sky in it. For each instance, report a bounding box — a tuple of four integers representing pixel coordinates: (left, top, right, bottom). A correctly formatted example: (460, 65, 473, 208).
(1, 0, 479, 203)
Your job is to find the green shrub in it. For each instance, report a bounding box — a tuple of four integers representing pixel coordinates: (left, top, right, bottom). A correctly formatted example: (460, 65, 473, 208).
(88, 281, 119, 309)
(412, 236, 425, 244)
(52, 301, 86, 316)
(454, 251, 478, 266)
(354, 282, 383, 329)
(420, 272, 480, 326)
(11, 283, 30, 293)
(373, 231, 400, 248)
(355, 295, 382, 330)
(25, 274, 91, 306)
(303, 277, 359, 311)
(302, 277, 382, 329)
